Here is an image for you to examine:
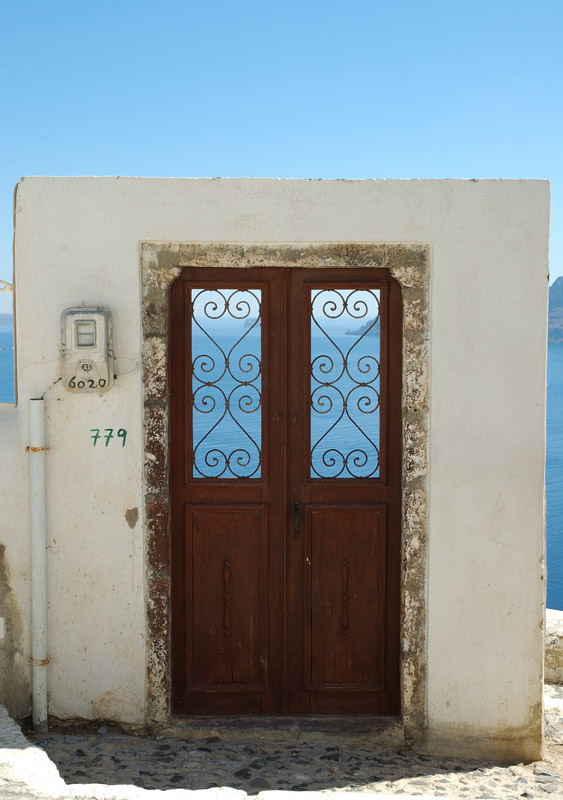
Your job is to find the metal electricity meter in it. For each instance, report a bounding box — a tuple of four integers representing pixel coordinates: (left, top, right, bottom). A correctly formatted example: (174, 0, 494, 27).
(61, 307, 114, 393)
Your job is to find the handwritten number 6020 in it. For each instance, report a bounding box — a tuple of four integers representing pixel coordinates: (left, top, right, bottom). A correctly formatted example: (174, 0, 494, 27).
(69, 377, 107, 389)
(90, 428, 127, 447)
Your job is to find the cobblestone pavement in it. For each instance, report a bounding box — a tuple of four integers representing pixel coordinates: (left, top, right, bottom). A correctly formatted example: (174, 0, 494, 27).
(29, 733, 563, 798)
(0, 686, 562, 799)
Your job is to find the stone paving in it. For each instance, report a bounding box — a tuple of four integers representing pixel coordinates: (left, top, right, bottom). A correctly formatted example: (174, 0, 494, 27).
(0, 687, 562, 799)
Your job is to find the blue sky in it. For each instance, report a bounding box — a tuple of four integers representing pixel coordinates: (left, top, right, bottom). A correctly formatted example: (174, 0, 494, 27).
(1, 0, 561, 313)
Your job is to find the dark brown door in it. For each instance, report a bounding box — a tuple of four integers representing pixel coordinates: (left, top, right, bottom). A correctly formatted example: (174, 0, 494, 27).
(170, 267, 402, 715)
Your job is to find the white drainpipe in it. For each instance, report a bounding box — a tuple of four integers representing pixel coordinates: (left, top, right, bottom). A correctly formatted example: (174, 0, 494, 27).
(28, 397, 50, 733)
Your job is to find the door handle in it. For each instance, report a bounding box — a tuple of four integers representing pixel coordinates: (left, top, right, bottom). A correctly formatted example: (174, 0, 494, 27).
(293, 501, 300, 533)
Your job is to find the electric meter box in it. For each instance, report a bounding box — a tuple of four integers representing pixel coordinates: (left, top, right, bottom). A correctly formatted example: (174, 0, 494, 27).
(61, 307, 114, 393)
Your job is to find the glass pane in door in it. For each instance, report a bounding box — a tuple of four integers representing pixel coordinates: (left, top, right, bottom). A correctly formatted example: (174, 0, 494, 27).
(310, 289, 380, 479)
(191, 289, 262, 478)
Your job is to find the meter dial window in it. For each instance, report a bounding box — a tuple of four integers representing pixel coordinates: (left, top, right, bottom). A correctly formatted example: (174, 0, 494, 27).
(75, 320, 97, 347)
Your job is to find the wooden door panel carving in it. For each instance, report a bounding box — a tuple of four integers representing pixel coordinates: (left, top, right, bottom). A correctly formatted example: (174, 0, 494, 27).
(306, 506, 386, 690)
(188, 505, 267, 689)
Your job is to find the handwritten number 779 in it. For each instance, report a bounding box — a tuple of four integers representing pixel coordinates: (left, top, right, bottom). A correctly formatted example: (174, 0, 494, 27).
(90, 428, 127, 447)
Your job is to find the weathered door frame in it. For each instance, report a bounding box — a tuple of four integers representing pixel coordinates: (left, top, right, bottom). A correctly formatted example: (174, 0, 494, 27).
(141, 242, 430, 742)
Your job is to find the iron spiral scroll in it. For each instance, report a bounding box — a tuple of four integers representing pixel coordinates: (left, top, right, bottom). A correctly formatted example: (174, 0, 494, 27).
(191, 288, 262, 479)
(310, 289, 381, 479)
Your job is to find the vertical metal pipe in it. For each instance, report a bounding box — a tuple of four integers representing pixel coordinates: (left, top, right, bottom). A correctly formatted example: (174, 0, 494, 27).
(29, 398, 48, 733)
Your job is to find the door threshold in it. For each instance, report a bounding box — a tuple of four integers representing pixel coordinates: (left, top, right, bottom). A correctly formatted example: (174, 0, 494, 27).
(155, 715, 404, 748)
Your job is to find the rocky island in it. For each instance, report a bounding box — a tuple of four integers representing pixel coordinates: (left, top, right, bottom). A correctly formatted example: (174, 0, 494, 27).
(549, 277, 563, 344)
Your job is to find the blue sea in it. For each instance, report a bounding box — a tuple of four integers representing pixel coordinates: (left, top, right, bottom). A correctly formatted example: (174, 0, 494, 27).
(0, 323, 14, 403)
(547, 343, 563, 610)
(1, 320, 562, 608)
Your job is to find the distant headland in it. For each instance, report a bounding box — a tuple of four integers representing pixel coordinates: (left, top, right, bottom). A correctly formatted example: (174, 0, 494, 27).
(345, 318, 379, 337)
(549, 277, 563, 344)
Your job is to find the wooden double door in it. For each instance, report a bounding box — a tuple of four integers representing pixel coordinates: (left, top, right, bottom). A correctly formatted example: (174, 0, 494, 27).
(170, 267, 402, 715)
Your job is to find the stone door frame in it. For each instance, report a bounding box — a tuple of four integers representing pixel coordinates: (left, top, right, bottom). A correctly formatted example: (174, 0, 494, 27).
(140, 242, 430, 743)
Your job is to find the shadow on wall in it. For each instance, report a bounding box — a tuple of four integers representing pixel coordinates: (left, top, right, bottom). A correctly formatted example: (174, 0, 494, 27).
(0, 544, 30, 718)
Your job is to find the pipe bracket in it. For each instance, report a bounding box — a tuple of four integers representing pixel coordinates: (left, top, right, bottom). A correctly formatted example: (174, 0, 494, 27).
(28, 657, 52, 667)
(25, 446, 50, 453)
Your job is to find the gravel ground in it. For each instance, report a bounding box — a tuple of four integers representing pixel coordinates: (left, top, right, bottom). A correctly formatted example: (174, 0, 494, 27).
(30, 732, 563, 798)
(0, 686, 562, 799)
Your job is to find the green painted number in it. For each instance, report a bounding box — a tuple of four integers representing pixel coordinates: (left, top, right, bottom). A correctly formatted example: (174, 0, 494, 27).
(90, 428, 127, 447)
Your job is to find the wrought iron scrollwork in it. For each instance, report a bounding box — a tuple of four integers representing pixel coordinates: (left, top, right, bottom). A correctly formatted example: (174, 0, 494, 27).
(310, 289, 381, 479)
(191, 289, 261, 478)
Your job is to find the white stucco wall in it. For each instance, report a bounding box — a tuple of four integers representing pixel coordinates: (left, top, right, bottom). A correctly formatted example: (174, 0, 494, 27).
(0, 178, 549, 755)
